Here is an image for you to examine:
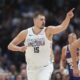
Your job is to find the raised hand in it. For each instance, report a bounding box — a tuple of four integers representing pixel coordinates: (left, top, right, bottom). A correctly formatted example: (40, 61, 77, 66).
(66, 8, 75, 19)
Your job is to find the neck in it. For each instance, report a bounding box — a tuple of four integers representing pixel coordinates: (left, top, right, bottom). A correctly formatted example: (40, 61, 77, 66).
(33, 26, 42, 35)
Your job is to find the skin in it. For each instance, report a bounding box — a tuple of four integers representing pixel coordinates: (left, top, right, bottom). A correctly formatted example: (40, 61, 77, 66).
(70, 38, 80, 76)
(8, 8, 75, 52)
(60, 33, 80, 77)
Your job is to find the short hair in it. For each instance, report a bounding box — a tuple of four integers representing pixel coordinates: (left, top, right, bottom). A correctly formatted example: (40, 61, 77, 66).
(33, 11, 45, 19)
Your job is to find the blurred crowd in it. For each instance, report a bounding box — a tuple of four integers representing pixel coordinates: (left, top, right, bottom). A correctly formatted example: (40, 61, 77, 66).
(0, 0, 80, 80)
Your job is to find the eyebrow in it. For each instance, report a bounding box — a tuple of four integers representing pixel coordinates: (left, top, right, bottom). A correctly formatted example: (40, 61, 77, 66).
(40, 18, 45, 20)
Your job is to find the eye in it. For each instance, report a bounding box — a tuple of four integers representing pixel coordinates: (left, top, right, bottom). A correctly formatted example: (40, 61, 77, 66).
(40, 19, 44, 21)
(40, 18, 45, 21)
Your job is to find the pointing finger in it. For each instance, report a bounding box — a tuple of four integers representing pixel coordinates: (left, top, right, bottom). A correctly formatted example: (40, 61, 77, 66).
(70, 8, 75, 12)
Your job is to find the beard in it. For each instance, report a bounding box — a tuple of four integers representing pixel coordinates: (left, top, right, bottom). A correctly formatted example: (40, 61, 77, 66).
(40, 23, 45, 29)
(40, 26, 44, 29)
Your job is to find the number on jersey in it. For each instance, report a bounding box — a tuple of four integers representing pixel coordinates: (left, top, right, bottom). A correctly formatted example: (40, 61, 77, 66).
(34, 47, 39, 53)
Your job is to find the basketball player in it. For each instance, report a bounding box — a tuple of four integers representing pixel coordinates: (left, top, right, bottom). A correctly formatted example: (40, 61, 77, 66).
(60, 33, 80, 80)
(8, 8, 74, 80)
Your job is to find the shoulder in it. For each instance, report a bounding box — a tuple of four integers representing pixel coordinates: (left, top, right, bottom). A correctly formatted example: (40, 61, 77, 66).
(17, 29, 28, 39)
(19, 27, 33, 34)
(27, 27, 33, 30)
(45, 26, 56, 35)
(19, 29, 28, 35)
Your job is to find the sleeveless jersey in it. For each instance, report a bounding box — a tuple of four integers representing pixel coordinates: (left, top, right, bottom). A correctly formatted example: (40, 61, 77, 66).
(66, 46, 80, 78)
(24, 27, 52, 68)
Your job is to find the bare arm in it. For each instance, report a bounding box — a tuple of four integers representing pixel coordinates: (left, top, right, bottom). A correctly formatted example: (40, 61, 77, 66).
(69, 42, 80, 76)
(70, 38, 80, 69)
(8, 30, 27, 52)
(60, 46, 66, 70)
(47, 8, 74, 35)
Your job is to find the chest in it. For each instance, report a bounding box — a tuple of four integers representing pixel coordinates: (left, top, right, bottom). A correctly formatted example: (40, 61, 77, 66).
(27, 34, 45, 47)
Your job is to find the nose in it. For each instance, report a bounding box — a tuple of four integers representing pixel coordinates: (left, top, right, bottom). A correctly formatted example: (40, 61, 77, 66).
(43, 20, 45, 23)
(42, 21, 45, 25)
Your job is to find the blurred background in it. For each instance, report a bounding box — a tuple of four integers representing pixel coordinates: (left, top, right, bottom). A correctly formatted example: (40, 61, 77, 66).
(0, 0, 80, 80)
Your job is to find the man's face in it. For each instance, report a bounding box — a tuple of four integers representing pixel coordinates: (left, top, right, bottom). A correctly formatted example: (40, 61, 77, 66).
(68, 33, 77, 43)
(34, 15, 46, 29)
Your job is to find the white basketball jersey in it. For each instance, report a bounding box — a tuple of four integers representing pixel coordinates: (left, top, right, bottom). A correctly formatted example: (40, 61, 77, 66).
(24, 27, 52, 68)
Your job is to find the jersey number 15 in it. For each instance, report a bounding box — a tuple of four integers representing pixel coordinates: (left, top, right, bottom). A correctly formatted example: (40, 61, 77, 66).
(34, 47, 39, 53)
